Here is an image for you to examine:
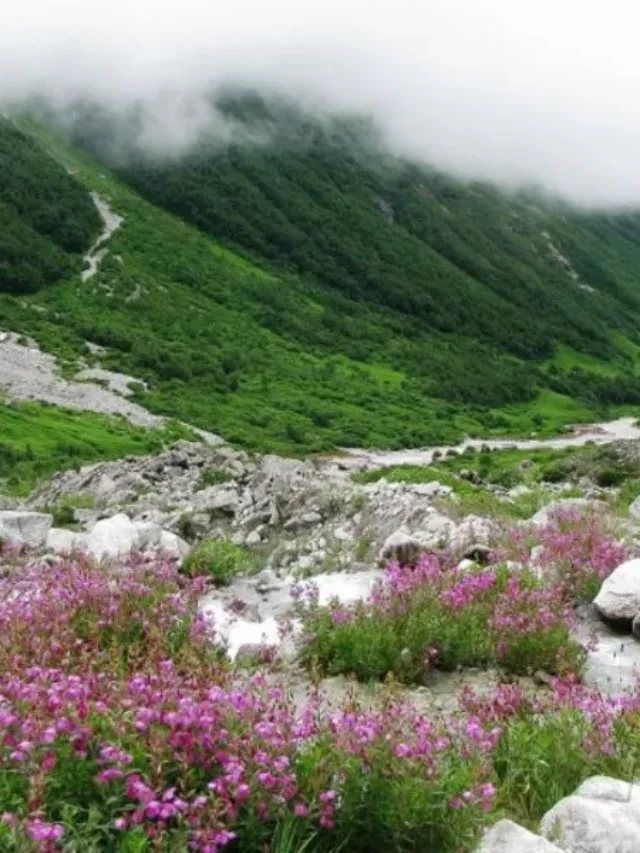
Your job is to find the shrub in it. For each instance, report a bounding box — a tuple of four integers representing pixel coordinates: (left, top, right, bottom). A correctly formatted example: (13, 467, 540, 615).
(196, 467, 234, 490)
(50, 503, 76, 529)
(298, 557, 584, 684)
(182, 539, 257, 585)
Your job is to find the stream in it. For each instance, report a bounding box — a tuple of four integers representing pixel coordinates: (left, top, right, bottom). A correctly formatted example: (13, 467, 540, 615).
(340, 416, 640, 470)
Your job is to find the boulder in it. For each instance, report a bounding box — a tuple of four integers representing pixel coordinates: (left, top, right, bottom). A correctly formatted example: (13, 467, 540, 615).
(417, 511, 457, 550)
(0, 511, 52, 548)
(574, 776, 640, 805)
(158, 531, 190, 562)
(629, 495, 640, 521)
(378, 529, 423, 565)
(593, 558, 640, 629)
(633, 612, 640, 640)
(476, 819, 562, 852)
(540, 788, 640, 852)
(46, 528, 86, 553)
(85, 513, 141, 560)
(531, 498, 603, 528)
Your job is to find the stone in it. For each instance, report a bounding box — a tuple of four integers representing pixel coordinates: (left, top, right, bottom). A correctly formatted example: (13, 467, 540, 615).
(283, 511, 323, 532)
(194, 487, 239, 515)
(450, 515, 494, 553)
(531, 498, 601, 527)
(245, 529, 263, 547)
(378, 529, 423, 565)
(412, 481, 453, 498)
(476, 819, 562, 852)
(0, 511, 52, 548)
(539, 790, 640, 853)
(417, 512, 457, 550)
(158, 530, 190, 561)
(593, 558, 640, 628)
(633, 612, 640, 640)
(134, 521, 163, 550)
(85, 513, 140, 560)
(575, 775, 640, 805)
(46, 528, 86, 553)
(629, 495, 640, 521)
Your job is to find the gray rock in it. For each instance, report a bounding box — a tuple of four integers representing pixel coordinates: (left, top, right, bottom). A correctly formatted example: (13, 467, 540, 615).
(283, 511, 323, 532)
(85, 513, 140, 560)
(593, 558, 640, 628)
(540, 789, 640, 852)
(46, 528, 86, 553)
(531, 498, 603, 527)
(194, 487, 240, 515)
(378, 529, 423, 565)
(575, 776, 640, 805)
(255, 569, 282, 593)
(245, 529, 263, 547)
(629, 495, 640, 520)
(476, 819, 562, 852)
(0, 511, 52, 548)
(632, 612, 640, 640)
(158, 530, 190, 561)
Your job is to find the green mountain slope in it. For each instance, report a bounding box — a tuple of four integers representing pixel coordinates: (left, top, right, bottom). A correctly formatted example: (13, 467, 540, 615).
(0, 118, 100, 293)
(3, 103, 640, 454)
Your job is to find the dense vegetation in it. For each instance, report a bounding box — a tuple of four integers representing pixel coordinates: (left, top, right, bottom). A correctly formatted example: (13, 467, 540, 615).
(3, 99, 640, 454)
(0, 399, 195, 495)
(0, 118, 100, 293)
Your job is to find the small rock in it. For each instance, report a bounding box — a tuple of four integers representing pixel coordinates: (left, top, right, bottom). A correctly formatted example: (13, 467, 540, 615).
(245, 529, 263, 547)
(378, 530, 423, 565)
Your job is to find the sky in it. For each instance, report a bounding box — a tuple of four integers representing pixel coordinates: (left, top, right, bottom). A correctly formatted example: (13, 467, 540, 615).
(3, 0, 640, 206)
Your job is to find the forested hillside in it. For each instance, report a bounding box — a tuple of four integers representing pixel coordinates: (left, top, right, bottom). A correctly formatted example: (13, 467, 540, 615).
(3, 99, 640, 453)
(0, 118, 100, 293)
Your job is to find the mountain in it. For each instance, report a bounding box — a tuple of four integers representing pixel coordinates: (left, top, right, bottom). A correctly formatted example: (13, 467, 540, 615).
(4, 98, 640, 454)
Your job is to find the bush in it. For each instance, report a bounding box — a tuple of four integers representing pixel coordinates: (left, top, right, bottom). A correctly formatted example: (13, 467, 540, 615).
(196, 467, 234, 490)
(298, 557, 584, 684)
(182, 539, 257, 585)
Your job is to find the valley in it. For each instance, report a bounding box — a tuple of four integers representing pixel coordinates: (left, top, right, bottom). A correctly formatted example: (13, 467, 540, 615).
(4, 100, 640, 851)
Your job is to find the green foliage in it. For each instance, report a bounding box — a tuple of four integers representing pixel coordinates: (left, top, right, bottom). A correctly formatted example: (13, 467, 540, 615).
(182, 538, 259, 585)
(4, 104, 640, 457)
(0, 399, 196, 495)
(0, 117, 100, 293)
(301, 566, 584, 684)
(493, 710, 640, 828)
(196, 467, 234, 489)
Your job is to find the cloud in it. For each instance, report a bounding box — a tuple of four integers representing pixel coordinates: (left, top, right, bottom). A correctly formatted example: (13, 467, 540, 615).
(3, 0, 640, 205)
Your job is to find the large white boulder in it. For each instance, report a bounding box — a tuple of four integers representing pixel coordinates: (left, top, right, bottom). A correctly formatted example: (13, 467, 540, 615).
(476, 819, 562, 852)
(85, 513, 141, 560)
(0, 511, 52, 548)
(594, 558, 640, 627)
(540, 777, 640, 853)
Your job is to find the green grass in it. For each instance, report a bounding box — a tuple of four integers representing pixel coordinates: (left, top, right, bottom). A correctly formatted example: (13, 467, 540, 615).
(352, 456, 583, 520)
(182, 539, 262, 586)
(0, 399, 197, 495)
